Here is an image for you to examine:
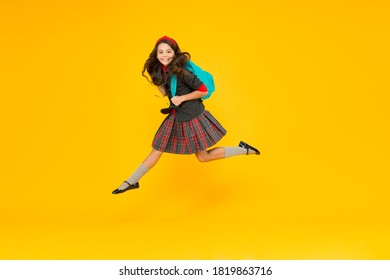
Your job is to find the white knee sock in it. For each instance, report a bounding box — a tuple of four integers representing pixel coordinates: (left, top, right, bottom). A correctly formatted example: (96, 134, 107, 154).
(118, 163, 149, 190)
(224, 146, 256, 158)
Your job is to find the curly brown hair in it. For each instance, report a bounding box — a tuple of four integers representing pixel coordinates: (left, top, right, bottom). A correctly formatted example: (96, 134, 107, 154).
(142, 38, 191, 86)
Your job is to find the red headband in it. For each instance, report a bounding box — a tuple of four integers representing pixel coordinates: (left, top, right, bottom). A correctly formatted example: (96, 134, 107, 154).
(156, 36, 177, 46)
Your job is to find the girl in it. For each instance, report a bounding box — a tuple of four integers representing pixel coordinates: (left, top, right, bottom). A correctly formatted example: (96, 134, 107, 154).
(112, 36, 260, 194)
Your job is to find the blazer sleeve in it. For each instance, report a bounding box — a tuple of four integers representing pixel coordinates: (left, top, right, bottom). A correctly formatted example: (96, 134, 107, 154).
(180, 72, 204, 91)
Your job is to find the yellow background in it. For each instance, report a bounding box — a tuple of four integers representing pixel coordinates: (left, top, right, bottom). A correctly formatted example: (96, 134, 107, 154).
(1, 0, 389, 259)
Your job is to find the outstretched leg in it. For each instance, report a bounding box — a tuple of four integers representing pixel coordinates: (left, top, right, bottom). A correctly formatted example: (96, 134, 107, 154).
(195, 147, 225, 162)
(195, 141, 260, 163)
(143, 148, 164, 169)
(112, 149, 163, 194)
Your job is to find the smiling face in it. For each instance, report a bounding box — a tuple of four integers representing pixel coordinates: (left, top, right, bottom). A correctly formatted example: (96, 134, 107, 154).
(156, 42, 175, 66)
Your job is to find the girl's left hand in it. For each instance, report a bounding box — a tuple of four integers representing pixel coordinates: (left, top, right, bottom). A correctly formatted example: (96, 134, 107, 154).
(171, 96, 184, 106)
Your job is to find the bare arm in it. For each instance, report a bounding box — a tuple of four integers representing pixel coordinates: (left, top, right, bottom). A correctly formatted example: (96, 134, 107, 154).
(157, 86, 166, 97)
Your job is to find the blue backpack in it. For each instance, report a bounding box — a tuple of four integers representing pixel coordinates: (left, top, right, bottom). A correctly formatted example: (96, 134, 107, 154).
(170, 61, 215, 100)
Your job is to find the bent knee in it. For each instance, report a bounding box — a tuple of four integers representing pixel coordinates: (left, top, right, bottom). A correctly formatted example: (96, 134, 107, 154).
(195, 153, 208, 163)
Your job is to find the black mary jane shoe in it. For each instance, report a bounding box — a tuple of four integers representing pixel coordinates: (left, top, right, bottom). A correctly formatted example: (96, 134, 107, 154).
(239, 141, 261, 155)
(112, 181, 139, 194)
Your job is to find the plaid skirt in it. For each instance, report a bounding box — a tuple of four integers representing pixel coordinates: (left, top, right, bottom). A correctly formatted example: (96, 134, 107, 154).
(152, 110, 227, 154)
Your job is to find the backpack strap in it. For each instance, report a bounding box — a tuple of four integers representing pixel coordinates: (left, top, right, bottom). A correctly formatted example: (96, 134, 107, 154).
(170, 74, 178, 97)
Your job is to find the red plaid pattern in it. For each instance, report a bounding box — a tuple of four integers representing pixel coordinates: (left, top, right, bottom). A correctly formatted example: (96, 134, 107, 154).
(152, 110, 227, 154)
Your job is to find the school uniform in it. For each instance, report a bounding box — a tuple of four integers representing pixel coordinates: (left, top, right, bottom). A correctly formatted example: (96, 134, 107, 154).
(152, 66, 226, 154)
